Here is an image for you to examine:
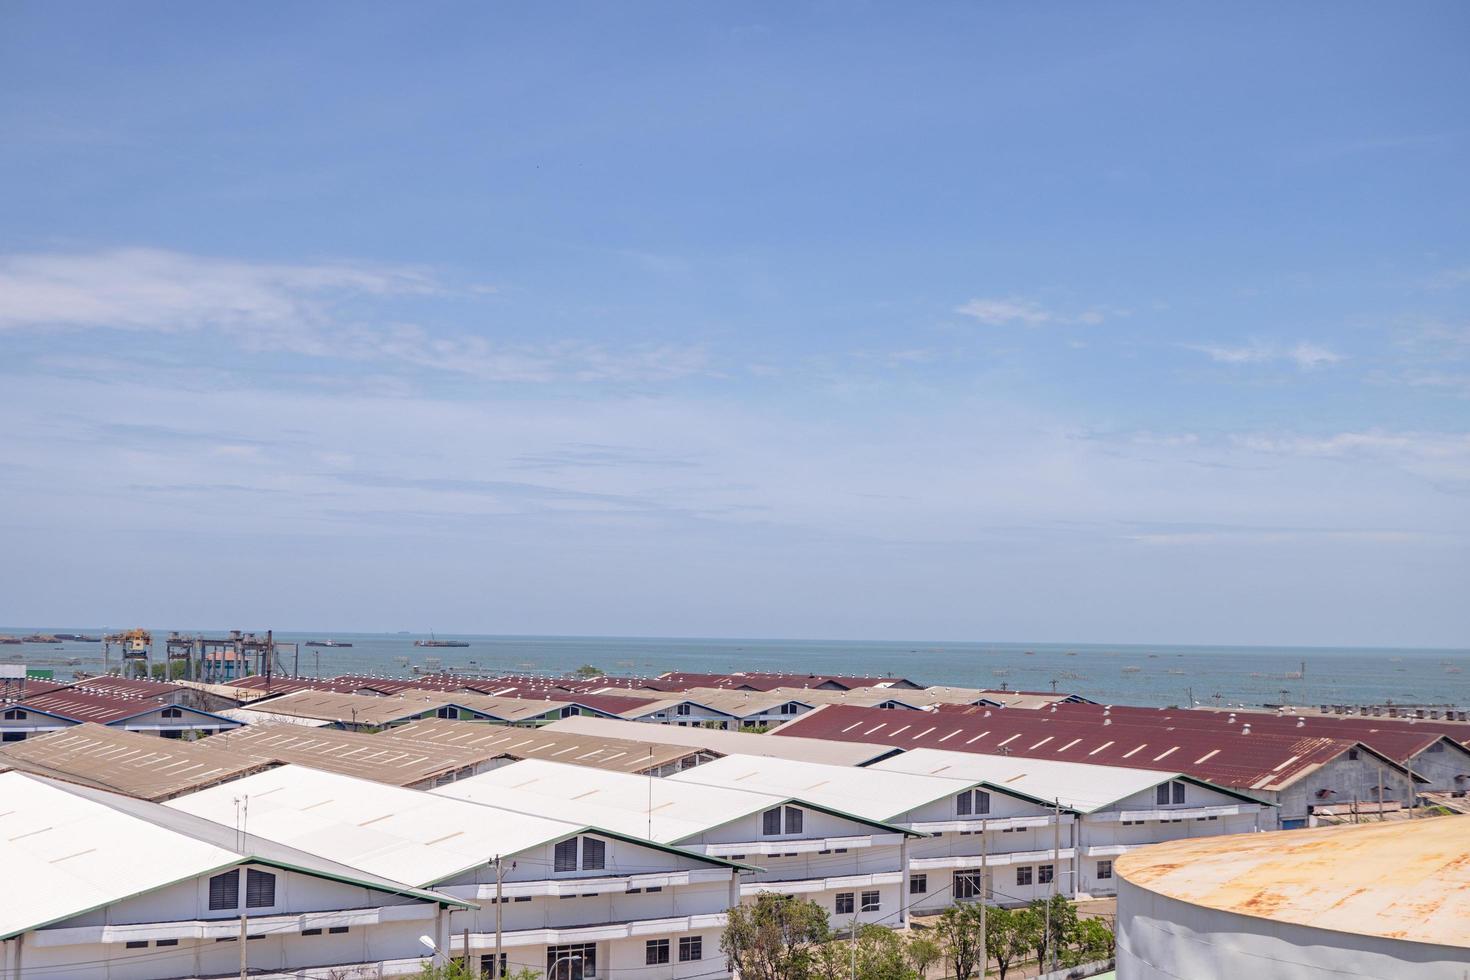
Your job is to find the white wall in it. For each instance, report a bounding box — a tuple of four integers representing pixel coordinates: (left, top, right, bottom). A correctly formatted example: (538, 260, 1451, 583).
(1117, 876, 1470, 980)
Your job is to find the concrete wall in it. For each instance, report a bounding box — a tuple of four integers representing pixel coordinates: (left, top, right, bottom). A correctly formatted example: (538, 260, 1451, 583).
(1407, 741, 1470, 794)
(1117, 876, 1470, 979)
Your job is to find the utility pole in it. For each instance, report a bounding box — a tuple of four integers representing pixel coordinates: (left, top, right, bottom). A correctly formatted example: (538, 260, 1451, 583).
(979, 828, 988, 979)
(494, 855, 503, 978)
(238, 912, 247, 980)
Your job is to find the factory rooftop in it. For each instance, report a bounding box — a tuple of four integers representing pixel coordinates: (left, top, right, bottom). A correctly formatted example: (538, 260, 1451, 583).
(12, 684, 236, 728)
(546, 714, 901, 766)
(0, 770, 467, 941)
(652, 671, 924, 691)
(667, 752, 1078, 821)
(1115, 816, 1470, 948)
(167, 764, 746, 887)
(871, 747, 1267, 813)
(1032, 702, 1470, 767)
(774, 703, 1413, 793)
(387, 718, 716, 774)
(206, 722, 497, 786)
(434, 758, 917, 844)
(0, 723, 278, 800)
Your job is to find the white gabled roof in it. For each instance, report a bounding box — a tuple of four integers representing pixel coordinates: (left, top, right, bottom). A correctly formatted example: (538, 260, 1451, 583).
(0, 771, 464, 940)
(166, 764, 596, 886)
(871, 747, 1188, 813)
(667, 753, 1004, 822)
(432, 758, 908, 844)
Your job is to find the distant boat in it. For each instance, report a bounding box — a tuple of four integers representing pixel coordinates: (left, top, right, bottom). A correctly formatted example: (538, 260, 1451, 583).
(305, 640, 353, 648)
(415, 631, 469, 648)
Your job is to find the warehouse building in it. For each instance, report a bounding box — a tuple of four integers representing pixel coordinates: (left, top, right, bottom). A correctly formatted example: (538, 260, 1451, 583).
(873, 747, 1270, 897)
(0, 683, 242, 741)
(168, 765, 746, 979)
(776, 703, 1417, 827)
(434, 758, 921, 931)
(1115, 816, 1470, 978)
(0, 771, 469, 980)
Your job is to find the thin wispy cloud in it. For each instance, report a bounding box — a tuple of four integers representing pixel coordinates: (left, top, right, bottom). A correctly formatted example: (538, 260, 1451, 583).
(0, 248, 708, 385)
(1186, 341, 1344, 370)
(954, 296, 1109, 327)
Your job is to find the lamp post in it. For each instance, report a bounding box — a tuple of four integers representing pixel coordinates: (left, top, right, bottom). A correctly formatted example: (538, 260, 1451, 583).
(549, 952, 583, 980)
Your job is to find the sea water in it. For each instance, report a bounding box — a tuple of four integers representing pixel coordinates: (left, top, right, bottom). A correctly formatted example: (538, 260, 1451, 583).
(4, 630, 1468, 708)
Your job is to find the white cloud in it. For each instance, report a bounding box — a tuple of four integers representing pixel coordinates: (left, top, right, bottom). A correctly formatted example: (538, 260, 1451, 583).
(0, 248, 707, 385)
(955, 296, 1111, 327)
(1187, 340, 1344, 370)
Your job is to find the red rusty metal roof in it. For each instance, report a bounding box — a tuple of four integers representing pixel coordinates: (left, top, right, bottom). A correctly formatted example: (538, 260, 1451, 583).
(774, 703, 1412, 792)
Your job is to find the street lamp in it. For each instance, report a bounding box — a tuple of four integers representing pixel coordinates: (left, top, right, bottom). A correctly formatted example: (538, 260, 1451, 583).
(549, 952, 583, 980)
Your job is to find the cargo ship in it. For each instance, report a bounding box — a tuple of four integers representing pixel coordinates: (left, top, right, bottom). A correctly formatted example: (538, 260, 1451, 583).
(305, 639, 354, 648)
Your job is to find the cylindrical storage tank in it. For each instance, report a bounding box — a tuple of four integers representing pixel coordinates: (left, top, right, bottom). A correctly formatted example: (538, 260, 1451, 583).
(1115, 819, 1470, 980)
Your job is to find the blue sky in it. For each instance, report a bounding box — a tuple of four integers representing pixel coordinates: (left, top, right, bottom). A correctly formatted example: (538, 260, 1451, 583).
(1, 2, 1467, 646)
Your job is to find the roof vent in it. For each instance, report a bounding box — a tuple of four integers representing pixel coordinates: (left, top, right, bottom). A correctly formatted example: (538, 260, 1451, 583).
(1241, 724, 1251, 735)
(1296, 718, 1305, 728)
(1103, 718, 1111, 726)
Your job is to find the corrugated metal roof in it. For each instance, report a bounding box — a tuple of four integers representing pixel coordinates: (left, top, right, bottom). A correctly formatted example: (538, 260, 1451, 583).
(655, 671, 919, 691)
(1116, 816, 1470, 948)
(386, 718, 714, 774)
(207, 723, 496, 786)
(667, 753, 1053, 821)
(0, 771, 468, 939)
(15, 687, 228, 726)
(773, 704, 1404, 792)
(0, 723, 277, 801)
(433, 758, 913, 844)
(871, 747, 1196, 813)
(167, 764, 739, 886)
(546, 715, 899, 766)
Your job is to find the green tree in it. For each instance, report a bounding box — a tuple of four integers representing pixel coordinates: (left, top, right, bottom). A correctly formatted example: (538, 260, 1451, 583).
(934, 904, 983, 980)
(570, 664, 604, 679)
(985, 906, 1032, 980)
(1029, 894, 1077, 969)
(721, 893, 832, 980)
(905, 932, 942, 977)
(1065, 916, 1116, 966)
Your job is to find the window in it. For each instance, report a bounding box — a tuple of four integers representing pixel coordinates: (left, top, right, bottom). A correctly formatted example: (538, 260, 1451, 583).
(909, 874, 927, 895)
(780, 702, 799, 715)
(245, 869, 276, 908)
(784, 806, 803, 834)
(762, 807, 782, 835)
(1038, 864, 1054, 885)
(835, 892, 855, 915)
(125, 941, 148, 949)
(679, 936, 702, 962)
(554, 838, 578, 872)
(328, 926, 349, 935)
(1016, 866, 1033, 886)
(675, 703, 691, 716)
(954, 870, 985, 900)
(561, 705, 581, 718)
(645, 885, 662, 893)
(2, 709, 25, 720)
(161, 729, 182, 739)
(1348, 748, 1360, 760)
(645, 939, 670, 965)
(208, 870, 239, 910)
(861, 891, 880, 912)
(1, 732, 23, 742)
(1156, 781, 1186, 805)
(437, 705, 460, 719)
(1096, 860, 1113, 880)
(161, 706, 182, 718)
(302, 929, 323, 936)
(155, 939, 178, 947)
(956, 789, 991, 816)
(1172, 782, 1185, 805)
(1428, 742, 1445, 753)
(582, 837, 606, 871)
(1155, 783, 1170, 805)
(513, 895, 531, 903)
(547, 943, 597, 979)
(480, 952, 508, 977)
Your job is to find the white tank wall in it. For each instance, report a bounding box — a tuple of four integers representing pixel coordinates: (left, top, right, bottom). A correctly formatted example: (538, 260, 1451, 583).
(1116, 877, 1470, 980)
